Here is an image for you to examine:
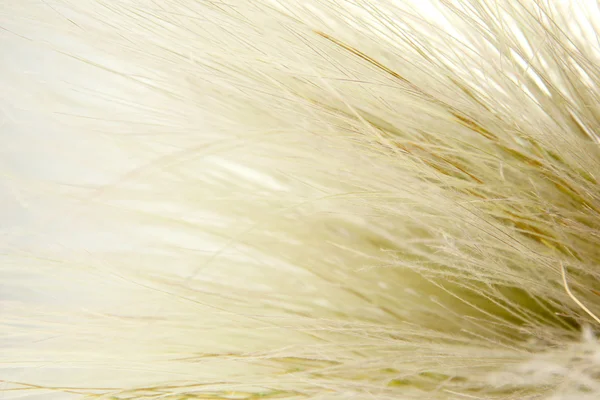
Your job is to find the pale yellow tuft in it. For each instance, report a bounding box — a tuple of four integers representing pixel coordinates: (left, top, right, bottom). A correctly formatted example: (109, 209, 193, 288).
(2, 1, 600, 399)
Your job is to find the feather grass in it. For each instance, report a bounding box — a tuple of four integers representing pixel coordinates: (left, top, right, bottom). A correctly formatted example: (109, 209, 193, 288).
(2, 0, 600, 399)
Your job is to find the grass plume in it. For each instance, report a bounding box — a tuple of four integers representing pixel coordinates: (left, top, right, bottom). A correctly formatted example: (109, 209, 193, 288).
(2, 0, 600, 399)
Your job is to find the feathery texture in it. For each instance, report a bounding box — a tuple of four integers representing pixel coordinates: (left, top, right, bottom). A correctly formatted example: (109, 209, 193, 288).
(2, 0, 600, 399)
